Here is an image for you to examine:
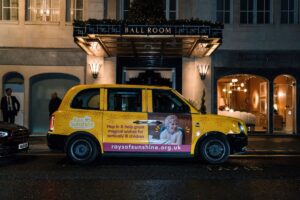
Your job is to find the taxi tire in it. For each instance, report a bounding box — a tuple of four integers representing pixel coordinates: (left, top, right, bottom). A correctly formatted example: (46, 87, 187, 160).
(67, 136, 99, 164)
(199, 135, 230, 164)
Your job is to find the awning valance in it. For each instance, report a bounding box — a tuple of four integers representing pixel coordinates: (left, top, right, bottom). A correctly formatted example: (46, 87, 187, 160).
(74, 24, 222, 58)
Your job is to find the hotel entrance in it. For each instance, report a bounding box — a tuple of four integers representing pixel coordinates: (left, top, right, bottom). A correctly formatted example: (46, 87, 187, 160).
(117, 57, 182, 92)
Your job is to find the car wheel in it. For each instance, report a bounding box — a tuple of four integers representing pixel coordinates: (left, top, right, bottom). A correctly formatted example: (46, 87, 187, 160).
(199, 135, 230, 164)
(67, 136, 99, 164)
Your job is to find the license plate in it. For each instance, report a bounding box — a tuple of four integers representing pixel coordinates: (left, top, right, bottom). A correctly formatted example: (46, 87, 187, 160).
(18, 142, 28, 150)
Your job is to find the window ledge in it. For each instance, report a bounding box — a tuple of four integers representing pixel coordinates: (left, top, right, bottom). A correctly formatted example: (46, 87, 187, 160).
(24, 21, 60, 25)
(0, 20, 19, 25)
(65, 22, 73, 26)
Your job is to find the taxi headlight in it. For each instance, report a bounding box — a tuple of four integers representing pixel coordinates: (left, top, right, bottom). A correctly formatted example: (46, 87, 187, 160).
(238, 122, 245, 133)
(0, 131, 9, 137)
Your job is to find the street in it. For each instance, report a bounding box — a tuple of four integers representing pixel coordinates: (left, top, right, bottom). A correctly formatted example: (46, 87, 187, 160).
(1, 153, 300, 200)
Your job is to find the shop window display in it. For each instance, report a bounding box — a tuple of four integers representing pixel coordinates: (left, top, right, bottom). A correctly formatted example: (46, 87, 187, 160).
(218, 74, 269, 133)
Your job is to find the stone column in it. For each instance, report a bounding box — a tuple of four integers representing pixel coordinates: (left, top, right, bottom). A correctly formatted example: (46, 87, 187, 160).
(23, 77, 30, 128)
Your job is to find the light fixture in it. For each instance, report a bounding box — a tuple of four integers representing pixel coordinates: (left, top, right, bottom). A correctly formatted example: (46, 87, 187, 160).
(89, 63, 101, 79)
(197, 64, 210, 80)
(231, 78, 238, 83)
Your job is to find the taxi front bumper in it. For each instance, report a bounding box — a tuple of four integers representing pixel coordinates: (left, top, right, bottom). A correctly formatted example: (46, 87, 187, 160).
(227, 133, 248, 154)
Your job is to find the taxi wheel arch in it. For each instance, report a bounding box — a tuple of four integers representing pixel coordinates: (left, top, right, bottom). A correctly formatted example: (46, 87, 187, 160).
(195, 132, 230, 164)
(65, 132, 101, 164)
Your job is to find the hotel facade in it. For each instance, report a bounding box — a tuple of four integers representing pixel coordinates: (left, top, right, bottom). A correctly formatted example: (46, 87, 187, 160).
(0, 0, 299, 135)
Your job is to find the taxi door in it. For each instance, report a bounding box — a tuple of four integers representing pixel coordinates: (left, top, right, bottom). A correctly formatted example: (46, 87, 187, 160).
(146, 89, 194, 154)
(102, 88, 148, 153)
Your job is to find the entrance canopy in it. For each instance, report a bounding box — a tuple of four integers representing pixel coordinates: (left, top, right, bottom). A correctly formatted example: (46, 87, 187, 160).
(74, 24, 223, 58)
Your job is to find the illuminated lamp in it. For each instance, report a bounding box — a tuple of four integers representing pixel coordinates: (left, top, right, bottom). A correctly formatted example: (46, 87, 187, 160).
(89, 63, 101, 79)
(197, 64, 210, 80)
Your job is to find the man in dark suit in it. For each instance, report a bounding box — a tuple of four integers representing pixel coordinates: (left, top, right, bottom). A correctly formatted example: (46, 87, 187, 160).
(48, 92, 62, 116)
(1, 88, 20, 123)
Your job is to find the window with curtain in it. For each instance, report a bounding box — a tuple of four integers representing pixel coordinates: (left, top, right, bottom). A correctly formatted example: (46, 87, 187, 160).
(25, 0, 60, 22)
(240, 0, 272, 24)
(281, 0, 299, 24)
(216, 0, 231, 24)
(66, 0, 83, 22)
(0, 0, 19, 21)
(257, 0, 270, 24)
(164, 0, 177, 20)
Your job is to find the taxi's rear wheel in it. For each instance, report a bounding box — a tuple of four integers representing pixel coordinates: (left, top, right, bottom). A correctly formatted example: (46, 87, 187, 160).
(199, 135, 230, 164)
(67, 136, 99, 164)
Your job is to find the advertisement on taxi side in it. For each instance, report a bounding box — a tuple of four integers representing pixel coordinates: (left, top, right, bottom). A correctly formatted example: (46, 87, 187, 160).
(103, 113, 192, 153)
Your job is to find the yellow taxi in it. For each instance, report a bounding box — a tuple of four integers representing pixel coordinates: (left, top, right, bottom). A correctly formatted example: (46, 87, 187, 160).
(47, 84, 247, 164)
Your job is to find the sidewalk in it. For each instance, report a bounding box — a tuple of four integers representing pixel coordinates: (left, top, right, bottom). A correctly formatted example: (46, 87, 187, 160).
(28, 135, 300, 154)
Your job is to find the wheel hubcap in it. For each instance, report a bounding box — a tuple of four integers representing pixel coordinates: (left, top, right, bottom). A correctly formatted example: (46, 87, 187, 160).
(71, 139, 92, 161)
(204, 140, 226, 161)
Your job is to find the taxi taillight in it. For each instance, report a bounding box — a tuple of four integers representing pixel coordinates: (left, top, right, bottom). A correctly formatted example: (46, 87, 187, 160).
(49, 116, 55, 131)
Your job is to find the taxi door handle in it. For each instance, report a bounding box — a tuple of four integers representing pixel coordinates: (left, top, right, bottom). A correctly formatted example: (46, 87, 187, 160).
(195, 122, 200, 127)
(133, 120, 162, 125)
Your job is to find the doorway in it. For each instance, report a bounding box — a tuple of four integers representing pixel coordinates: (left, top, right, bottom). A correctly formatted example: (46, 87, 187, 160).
(273, 75, 296, 134)
(29, 73, 80, 135)
(2, 72, 24, 125)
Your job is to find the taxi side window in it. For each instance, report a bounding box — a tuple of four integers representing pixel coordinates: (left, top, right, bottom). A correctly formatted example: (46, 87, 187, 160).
(152, 90, 190, 113)
(71, 89, 100, 110)
(108, 89, 142, 112)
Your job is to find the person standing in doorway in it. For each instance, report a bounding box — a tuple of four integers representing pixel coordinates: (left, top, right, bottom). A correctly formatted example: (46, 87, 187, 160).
(1, 88, 20, 123)
(49, 92, 62, 116)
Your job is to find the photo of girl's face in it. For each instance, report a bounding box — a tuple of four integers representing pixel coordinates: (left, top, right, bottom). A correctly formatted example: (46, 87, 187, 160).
(167, 119, 178, 134)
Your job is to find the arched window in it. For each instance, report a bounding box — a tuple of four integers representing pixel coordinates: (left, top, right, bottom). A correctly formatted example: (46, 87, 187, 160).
(217, 74, 269, 133)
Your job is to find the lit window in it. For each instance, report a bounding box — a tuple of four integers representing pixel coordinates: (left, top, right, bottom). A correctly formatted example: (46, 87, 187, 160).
(0, 0, 19, 21)
(216, 0, 231, 24)
(281, 0, 299, 24)
(66, 0, 83, 22)
(25, 0, 60, 22)
(240, 0, 272, 24)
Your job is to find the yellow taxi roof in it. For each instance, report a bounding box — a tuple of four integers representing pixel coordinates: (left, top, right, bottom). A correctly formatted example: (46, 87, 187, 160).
(73, 84, 171, 90)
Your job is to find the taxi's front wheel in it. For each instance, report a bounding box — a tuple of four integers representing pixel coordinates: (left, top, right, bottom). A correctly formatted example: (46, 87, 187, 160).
(67, 136, 99, 164)
(199, 135, 230, 164)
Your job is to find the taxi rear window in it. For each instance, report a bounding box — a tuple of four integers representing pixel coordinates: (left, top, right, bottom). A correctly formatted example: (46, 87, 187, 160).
(71, 89, 100, 110)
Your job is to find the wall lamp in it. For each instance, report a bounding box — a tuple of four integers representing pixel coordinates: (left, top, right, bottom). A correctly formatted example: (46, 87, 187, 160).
(197, 64, 210, 80)
(89, 63, 101, 79)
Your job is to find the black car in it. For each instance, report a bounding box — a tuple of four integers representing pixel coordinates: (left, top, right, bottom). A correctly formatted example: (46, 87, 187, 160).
(0, 122, 30, 156)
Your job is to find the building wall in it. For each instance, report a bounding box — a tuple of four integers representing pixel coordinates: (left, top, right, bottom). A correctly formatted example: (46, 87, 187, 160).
(0, 65, 84, 128)
(220, 0, 300, 50)
(182, 57, 212, 113)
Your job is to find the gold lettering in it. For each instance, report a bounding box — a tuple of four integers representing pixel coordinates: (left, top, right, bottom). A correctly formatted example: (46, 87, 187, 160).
(147, 27, 152, 34)
(152, 28, 158, 34)
(125, 27, 129, 33)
